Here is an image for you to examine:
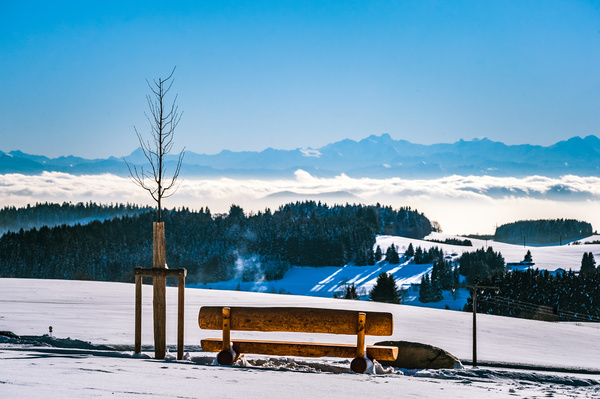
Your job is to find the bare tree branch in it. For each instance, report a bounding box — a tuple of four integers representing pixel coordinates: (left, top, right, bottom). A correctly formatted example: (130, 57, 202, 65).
(124, 67, 185, 222)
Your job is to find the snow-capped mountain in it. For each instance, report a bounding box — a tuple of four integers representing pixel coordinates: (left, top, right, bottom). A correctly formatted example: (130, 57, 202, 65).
(2, 134, 600, 178)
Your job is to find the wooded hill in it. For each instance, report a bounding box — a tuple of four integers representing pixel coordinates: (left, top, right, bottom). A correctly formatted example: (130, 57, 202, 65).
(0, 202, 150, 235)
(0, 201, 432, 284)
(494, 219, 593, 245)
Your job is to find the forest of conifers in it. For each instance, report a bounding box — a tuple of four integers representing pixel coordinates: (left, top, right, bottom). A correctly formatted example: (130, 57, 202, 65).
(0, 201, 432, 283)
(0, 202, 149, 235)
(468, 269, 600, 321)
(494, 219, 593, 245)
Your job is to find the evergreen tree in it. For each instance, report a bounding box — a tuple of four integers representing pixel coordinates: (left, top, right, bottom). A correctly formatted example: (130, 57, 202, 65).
(374, 245, 383, 262)
(458, 247, 505, 284)
(432, 258, 453, 289)
(369, 273, 401, 303)
(405, 243, 415, 258)
(419, 273, 443, 303)
(367, 248, 376, 266)
(453, 265, 460, 286)
(581, 252, 597, 274)
(419, 274, 431, 302)
(385, 244, 400, 264)
(414, 246, 423, 264)
(342, 283, 360, 299)
(431, 279, 444, 302)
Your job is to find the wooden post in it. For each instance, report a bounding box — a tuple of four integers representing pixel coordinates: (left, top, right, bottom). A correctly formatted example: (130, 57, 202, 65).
(135, 274, 142, 354)
(472, 286, 477, 367)
(177, 274, 185, 360)
(216, 307, 235, 365)
(222, 307, 231, 351)
(153, 222, 167, 359)
(134, 267, 186, 360)
(153, 222, 166, 268)
(350, 312, 368, 373)
(356, 312, 366, 358)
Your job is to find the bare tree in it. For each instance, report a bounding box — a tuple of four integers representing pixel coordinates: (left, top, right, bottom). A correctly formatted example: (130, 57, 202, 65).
(126, 68, 186, 360)
(126, 67, 185, 222)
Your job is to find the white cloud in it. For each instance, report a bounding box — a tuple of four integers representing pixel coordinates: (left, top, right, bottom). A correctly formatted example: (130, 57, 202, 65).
(2, 171, 600, 234)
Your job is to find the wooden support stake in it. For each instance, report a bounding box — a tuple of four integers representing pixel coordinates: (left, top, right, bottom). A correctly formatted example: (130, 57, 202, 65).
(153, 222, 166, 268)
(153, 222, 166, 360)
(472, 288, 477, 367)
(153, 275, 166, 359)
(356, 312, 366, 358)
(134, 267, 186, 360)
(177, 274, 185, 360)
(135, 274, 142, 354)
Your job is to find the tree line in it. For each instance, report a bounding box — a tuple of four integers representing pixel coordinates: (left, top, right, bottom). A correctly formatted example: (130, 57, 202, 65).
(0, 201, 432, 284)
(469, 266, 600, 321)
(0, 202, 150, 235)
(494, 219, 593, 245)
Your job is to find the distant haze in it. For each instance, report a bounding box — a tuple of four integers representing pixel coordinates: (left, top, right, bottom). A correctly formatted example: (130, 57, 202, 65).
(1, 171, 598, 235)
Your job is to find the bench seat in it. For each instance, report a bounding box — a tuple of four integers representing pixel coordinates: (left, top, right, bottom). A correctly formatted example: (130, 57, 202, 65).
(201, 338, 398, 360)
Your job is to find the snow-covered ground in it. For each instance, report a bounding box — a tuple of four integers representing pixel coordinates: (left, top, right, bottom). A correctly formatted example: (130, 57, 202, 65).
(1, 278, 599, 398)
(383, 233, 600, 271)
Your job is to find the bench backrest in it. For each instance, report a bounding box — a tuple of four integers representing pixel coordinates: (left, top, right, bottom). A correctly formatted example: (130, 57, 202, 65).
(198, 306, 393, 336)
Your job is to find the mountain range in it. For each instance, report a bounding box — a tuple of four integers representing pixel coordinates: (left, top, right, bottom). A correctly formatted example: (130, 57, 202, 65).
(2, 134, 600, 178)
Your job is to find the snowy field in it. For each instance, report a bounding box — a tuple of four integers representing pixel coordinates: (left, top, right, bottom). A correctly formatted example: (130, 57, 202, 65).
(1, 278, 600, 398)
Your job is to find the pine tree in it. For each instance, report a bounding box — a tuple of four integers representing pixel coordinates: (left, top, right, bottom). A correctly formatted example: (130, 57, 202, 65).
(430, 279, 444, 302)
(369, 273, 401, 303)
(453, 265, 460, 285)
(374, 245, 383, 262)
(432, 258, 453, 289)
(367, 248, 376, 266)
(405, 243, 415, 258)
(581, 252, 597, 274)
(414, 246, 423, 264)
(342, 283, 360, 300)
(385, 244, 400, 264)
(419, 274, 431, 302)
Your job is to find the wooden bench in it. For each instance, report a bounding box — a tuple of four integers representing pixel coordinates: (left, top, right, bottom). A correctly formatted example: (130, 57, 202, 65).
(198, 306, 398, 373)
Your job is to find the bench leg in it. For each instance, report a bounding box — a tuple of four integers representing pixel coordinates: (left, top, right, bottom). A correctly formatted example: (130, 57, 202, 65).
(351, 312, 371, 373)
(216, 307, 243, 365)
(217, 348, 237, 365)
(351, 357, 370, 373)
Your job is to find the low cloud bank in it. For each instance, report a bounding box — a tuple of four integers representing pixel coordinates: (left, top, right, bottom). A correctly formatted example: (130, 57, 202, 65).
(2, 171, 599, 234)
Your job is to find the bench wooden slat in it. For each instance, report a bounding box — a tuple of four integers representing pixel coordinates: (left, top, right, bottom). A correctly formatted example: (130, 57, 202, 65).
(198, 307, 393, 336)
(201, 338, 398, 361)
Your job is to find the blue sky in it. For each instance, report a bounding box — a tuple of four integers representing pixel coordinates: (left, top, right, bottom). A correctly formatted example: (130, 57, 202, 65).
(1, 0, 599, 158)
